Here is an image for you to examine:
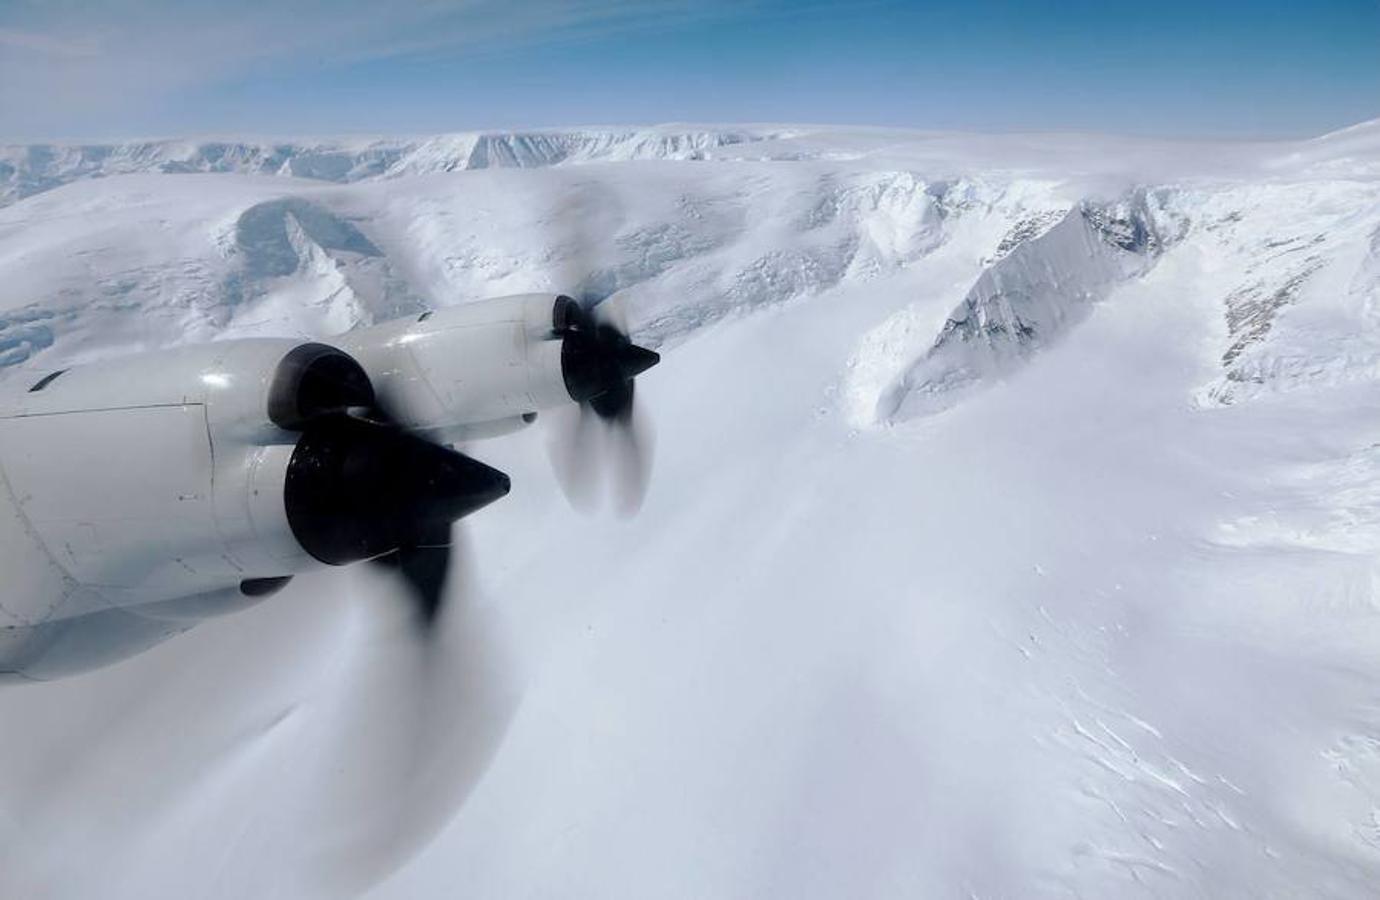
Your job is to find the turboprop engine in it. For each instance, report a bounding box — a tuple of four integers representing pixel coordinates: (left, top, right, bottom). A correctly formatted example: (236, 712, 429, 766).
(0, 293, 660, 680)
(339, 293, 659, 440)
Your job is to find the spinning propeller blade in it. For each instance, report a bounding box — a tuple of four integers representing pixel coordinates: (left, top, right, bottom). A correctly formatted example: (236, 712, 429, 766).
(547, 294, 659, 516)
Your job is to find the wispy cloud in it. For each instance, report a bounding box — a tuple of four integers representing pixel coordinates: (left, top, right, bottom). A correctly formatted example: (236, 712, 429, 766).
(0, 0, 754, 139)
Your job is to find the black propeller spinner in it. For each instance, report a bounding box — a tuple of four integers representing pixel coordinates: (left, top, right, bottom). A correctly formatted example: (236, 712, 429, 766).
(555, 293, 660, 418)
(269, 342, 511, 629)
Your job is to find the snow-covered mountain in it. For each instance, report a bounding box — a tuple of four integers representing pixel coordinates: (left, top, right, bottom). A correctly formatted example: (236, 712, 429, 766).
(2, 121, 1380, 899)
(0, 127, 790, 208)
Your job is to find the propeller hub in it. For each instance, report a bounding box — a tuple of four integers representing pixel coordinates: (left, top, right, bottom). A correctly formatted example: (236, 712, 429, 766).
(616, 342, 660, 380)
(554, 295, 660, 411)
(284, 415, 511, 566)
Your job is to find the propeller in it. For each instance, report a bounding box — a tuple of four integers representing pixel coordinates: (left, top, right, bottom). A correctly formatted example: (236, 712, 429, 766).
(270, 342, 511, 632)
(548, 293, 660, 515)
(353, 398, 507, 631)
(263, 342, 520, 892)
(306, 530, 520, 896)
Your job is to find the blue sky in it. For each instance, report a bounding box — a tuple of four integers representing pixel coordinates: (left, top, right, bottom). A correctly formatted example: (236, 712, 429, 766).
(1, 0, 1377, 140)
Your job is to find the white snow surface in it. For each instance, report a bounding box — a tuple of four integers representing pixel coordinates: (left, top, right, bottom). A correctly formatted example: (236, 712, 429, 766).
(3, 122, 1380, 898)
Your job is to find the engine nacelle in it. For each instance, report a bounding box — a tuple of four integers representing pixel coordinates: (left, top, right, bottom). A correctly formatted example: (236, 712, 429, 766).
(339, 293, 571, 441)
(0, 340, 334, 616)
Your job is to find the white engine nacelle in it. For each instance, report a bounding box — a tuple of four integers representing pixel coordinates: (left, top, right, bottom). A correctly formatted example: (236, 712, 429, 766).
(0, 339, 319, 678)
(0, 340, 320, 605)
(340, 293, 569, 442)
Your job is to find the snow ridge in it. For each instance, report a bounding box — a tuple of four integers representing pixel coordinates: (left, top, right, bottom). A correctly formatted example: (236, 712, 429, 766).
(0, 129, 785, 208)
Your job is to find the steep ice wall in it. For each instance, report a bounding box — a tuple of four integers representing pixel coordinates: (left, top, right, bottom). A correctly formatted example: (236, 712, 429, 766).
(876, 190, 1176, 422)
(457, 130, 767, 169)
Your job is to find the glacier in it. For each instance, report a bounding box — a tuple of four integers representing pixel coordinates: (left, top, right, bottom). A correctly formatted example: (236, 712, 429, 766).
(1, 122, 1380, 898)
